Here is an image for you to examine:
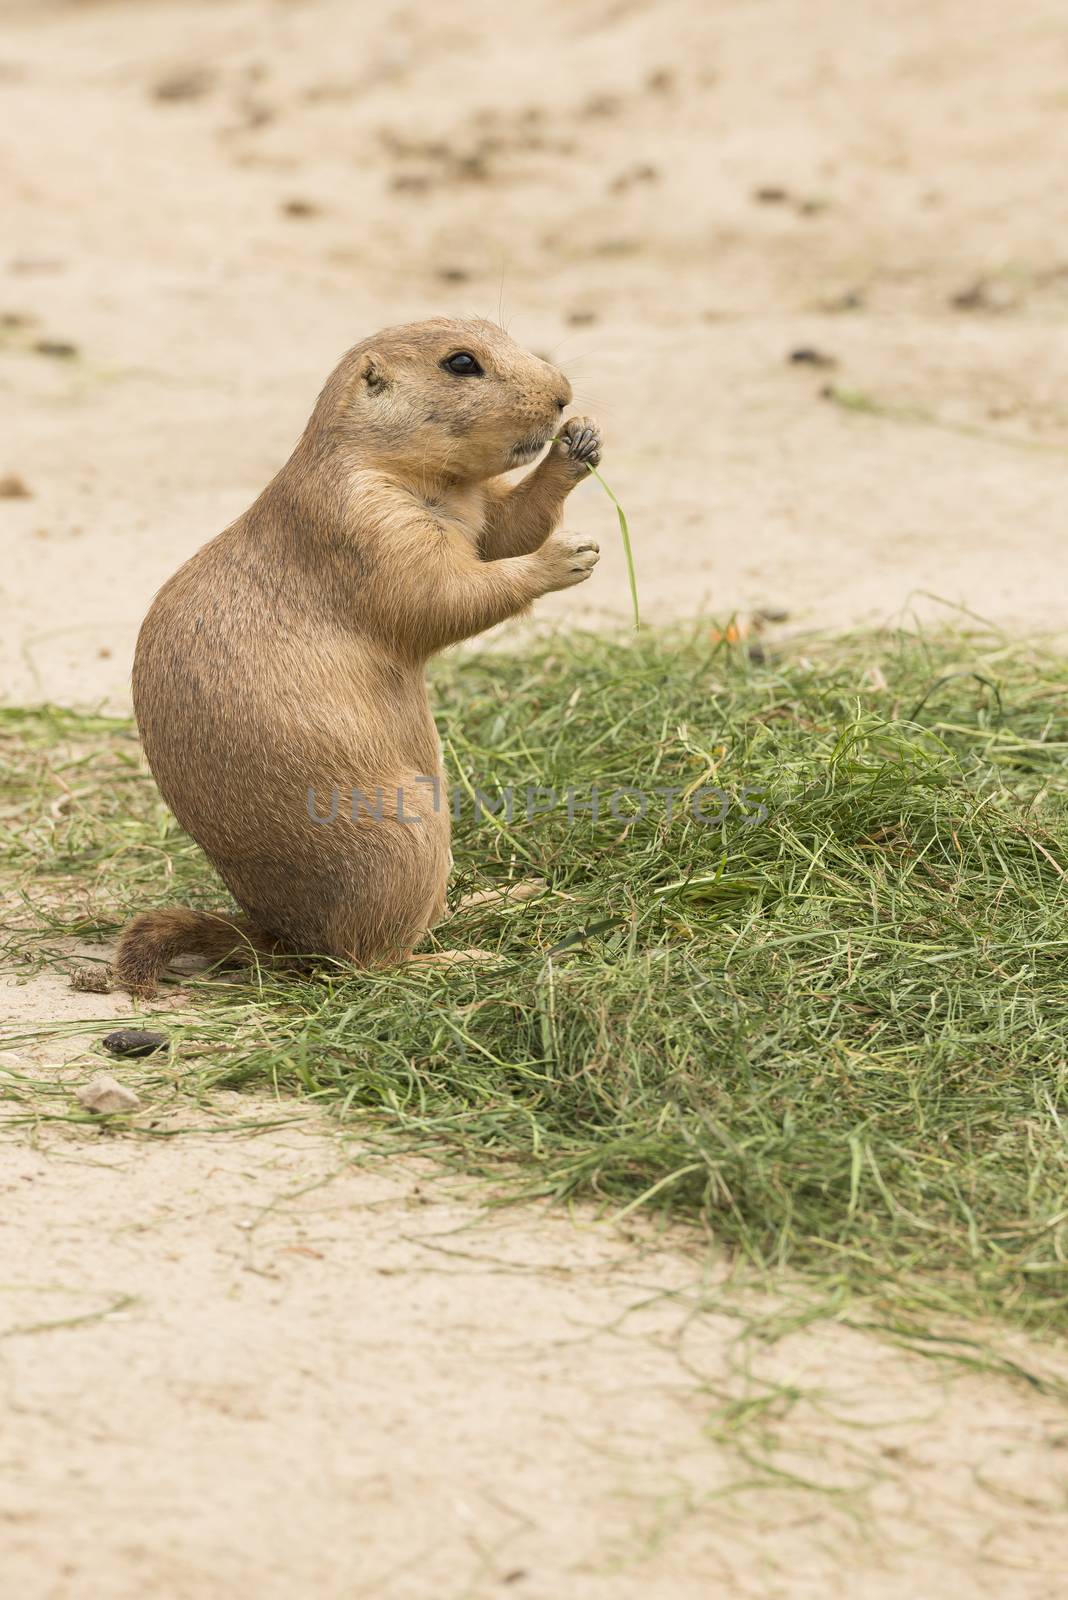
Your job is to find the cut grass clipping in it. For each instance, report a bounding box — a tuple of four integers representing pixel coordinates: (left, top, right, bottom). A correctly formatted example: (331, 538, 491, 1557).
(4, 623, 1068, 1338)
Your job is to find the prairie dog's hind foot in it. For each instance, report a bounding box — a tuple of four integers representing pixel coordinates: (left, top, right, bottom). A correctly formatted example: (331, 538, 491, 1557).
(452, 878, 547, 915)
(406, 948, 502, 968)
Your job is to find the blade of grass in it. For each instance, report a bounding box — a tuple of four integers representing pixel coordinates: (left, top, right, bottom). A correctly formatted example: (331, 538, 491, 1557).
(585, 462, 641, 629)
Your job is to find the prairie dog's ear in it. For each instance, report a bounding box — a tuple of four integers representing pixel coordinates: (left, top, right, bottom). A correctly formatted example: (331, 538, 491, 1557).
(358, 350, 390, 394)
(334, 348, 394, 418)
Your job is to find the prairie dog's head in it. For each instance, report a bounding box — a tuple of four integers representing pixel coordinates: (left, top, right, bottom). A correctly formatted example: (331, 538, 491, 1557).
(312, 318, 573, 482)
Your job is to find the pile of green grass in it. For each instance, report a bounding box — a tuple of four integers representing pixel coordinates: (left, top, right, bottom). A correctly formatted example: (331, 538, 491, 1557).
(4, 623, 1068, 1336)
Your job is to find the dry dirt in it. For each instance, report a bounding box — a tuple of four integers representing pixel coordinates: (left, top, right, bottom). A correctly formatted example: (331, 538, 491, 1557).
(3, 0, 1068, 1595)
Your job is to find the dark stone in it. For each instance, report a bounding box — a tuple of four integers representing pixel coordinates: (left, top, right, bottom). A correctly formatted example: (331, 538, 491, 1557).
(103, 1029, 169, 1058)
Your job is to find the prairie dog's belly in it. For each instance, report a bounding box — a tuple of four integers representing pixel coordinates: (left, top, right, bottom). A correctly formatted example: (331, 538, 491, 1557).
(132, 577, 449, 939)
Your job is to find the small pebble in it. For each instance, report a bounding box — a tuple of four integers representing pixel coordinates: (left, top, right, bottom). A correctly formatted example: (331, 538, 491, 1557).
(152, 67, 214, 103)
(582, 93, 622, 118)
(103, 1028, 168, 1058)
(77, 1075, 141, 1115)
(789, 347, 837, 369)
(950, 279, 1016, 313)
(0, 473, 31, 498)
(70, 965, 112, 994)
(609, 163, 659, 193)
(823, 290, 865, 312)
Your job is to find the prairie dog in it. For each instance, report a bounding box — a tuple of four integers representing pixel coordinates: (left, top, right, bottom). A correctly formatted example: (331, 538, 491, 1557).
(114, 318, 602, 997)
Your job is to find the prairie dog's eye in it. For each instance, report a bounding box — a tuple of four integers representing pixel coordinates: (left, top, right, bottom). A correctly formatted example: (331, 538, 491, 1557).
(442, 351, 484, 376)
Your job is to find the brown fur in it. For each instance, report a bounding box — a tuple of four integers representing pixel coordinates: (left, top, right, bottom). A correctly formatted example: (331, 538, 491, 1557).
(113, 318, 602, 998)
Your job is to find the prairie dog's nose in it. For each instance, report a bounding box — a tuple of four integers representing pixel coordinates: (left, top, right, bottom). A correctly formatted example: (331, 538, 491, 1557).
(542, 360, 572, 411)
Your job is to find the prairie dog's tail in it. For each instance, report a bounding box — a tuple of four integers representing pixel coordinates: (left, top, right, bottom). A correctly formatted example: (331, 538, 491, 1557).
(113, 908, 278, 998)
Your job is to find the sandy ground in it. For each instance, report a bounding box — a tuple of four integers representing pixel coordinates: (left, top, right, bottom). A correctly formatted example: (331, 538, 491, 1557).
(3, 0, 1068, 1595)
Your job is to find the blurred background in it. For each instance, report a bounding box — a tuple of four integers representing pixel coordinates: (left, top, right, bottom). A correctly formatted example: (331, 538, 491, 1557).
(2, 0, 1067, 705)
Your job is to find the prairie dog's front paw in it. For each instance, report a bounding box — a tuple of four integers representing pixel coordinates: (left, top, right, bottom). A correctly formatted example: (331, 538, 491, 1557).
(537, 530, 601, 592)
(553, 416, 603, 475)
